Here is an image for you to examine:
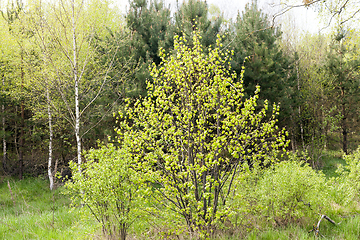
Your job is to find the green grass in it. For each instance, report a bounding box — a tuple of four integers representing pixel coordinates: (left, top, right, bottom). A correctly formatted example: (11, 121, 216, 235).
(243, 215, 360, 240)
(319, 152, 346, 178)
(0, 177, 99, 240)
(212, 215, 360, 240)
(1, 150, 359, 239)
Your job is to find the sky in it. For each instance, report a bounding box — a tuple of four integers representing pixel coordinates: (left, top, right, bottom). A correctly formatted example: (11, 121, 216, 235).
(113, 0, 323, 34)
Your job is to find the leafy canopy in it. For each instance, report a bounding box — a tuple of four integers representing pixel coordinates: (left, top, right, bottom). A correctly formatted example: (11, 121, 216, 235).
(118, 30, 288, 236)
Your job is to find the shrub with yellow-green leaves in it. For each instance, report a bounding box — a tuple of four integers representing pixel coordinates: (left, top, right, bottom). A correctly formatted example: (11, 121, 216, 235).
(118, 30, 288, 238)
(66, 144, 144, 240)
(256, 159, 330, 226)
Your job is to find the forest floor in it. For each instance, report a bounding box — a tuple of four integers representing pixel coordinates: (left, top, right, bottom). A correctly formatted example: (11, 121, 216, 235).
(0, 152, 359, 239)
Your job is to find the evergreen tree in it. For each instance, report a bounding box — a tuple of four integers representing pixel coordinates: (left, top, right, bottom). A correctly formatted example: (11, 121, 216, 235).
(174, 0, 224, 48)
(126, 0, 225, 97)
(126, 0, 173, 96)
(326, 32, 360, 154)
(230, 1, 295, 126)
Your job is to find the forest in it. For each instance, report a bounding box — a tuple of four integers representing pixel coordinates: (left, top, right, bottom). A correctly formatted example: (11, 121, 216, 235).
(1, 0, 360, 239)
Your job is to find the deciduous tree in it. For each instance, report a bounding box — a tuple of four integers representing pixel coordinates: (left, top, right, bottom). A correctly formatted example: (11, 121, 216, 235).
(119, 31, 288, 237)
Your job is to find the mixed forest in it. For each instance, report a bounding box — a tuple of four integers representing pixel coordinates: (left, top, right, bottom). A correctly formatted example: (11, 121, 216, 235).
(1, 0, 360, 239)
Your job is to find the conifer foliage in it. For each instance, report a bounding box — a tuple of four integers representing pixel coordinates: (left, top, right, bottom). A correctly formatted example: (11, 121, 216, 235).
(231, 1, 295, 122)
(174, 0, 223, 48)
(326, 34, 360, 154)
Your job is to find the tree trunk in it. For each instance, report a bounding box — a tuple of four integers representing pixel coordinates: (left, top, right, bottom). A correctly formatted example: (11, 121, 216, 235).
(19, 53, 25, 180)
(342, 101, 347, 154)
(296, 61, 304, 150)
(340, 85, 347, 154)
(47, 88, 54, 190)
(290, 105, 297, 151)
(72, 0, 82, 171)
(2, 77, 6, 173)
(120, 223, 127, 240)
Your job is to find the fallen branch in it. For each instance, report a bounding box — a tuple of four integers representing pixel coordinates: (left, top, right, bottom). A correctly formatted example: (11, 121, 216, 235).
(309, 213, 338, 238)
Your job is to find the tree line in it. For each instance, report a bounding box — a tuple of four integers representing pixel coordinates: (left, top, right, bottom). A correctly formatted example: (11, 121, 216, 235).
(0, 0, 359, 181)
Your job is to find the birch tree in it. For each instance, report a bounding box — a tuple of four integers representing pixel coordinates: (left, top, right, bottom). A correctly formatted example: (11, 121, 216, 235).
(26, 0, 124, 174)
(27, 0, 56, 189)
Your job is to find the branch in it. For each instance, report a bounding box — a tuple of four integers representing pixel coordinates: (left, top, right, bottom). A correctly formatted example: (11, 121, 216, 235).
(80, 95, 121, 138)
(270, 0, 323, 27)
(309, 213, 338, 237)
(80, 44, 119, 115)
(341, 8, 360, 25)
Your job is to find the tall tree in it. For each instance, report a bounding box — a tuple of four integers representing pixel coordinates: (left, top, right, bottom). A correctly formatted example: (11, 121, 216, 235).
(173, 0, 224, 48)
(231, 1, 295, 127)
(1, 0, 30, 179)
(126, 0, 173, 96)
(24, 0, 125, 173)
(326, 30, 360, 154)
(126, 0, 225, 97)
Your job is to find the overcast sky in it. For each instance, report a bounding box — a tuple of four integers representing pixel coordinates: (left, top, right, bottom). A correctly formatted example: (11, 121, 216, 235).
(113, 0, 322, 33)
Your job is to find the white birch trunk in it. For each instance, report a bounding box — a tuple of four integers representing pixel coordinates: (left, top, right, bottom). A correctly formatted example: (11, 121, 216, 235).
(47, 87, 54, 190)
(72, 0, 82, 171)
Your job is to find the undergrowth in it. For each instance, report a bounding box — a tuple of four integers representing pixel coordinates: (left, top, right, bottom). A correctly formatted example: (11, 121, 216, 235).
(1, 150, 360, 239)
(0, 177, 98, 239)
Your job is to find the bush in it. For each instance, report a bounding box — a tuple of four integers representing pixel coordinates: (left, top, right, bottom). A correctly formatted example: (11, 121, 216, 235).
(335, 147, 360, 204)
(256, 158, 330, 226)
(65, 144, 144, 240)
(118, 30, 288, 238)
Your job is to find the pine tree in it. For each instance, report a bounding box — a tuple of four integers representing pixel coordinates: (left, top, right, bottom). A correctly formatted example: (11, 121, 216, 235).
(230, 1, 295, 125)
(126, 0, 173, 96)
(174, 0, 224, 48)
(126, 0, 225, 97)
(326, 32, 360, 154)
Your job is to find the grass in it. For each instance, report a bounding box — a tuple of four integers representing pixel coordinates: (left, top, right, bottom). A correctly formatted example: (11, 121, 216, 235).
(0, 177, 98, 240)
(1, 150, 359, 239)
(319, 151, 346, 178)
(211, 214, 360, 240)
(241, 215, 360, 240)
(243, 151, 360, 240)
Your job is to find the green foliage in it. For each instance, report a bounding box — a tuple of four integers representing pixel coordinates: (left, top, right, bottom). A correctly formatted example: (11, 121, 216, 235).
(174, 0, 224, 48)
(126, 0, 173, 96)
(127, 0, 173, 65)
(119, 30, 288, 237)
(126, 0, 225, 98)
(256, 158, 330, 225)
(65, 144, 144, 239)
(335, 147, 360, 205)
(325, 34, 360, 154)
(342, 148, 360, 190)
(230, 1, 295, 125)
(0, 177, 97, 239)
